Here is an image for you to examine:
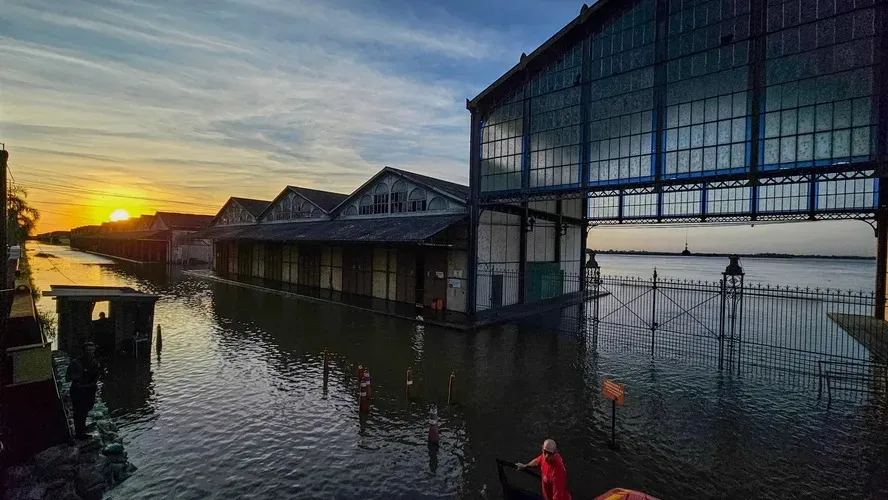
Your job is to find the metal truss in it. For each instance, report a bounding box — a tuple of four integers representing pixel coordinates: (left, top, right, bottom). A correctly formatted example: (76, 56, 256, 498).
(478, 160, 886, 225)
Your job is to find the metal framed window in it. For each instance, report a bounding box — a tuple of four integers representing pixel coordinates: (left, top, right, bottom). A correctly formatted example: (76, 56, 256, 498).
(407, 188, 427, 212)
(359, 195, 373, 215)
(373, 183, 389, 214)
(481, 97, 524, 193)
(391, 181, 408, 213)
(428, 197, 447, 211)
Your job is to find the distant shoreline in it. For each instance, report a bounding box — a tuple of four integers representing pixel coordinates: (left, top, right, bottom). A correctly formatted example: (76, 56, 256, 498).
(588, 249, 875, 260)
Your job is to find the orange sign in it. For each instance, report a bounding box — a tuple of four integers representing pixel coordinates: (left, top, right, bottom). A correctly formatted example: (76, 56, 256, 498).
(602, 378, 624, 405)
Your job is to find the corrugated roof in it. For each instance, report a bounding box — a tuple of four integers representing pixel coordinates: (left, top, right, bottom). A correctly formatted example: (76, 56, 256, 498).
(386, 167, 469, 201)
(190, 225, 250, 240)
(286, 186, 349, 212)
(191, 214, 466, 244)
(155, 212, 215, 230)
(74, 230, 169, 241)
(231, 197, 271, 218)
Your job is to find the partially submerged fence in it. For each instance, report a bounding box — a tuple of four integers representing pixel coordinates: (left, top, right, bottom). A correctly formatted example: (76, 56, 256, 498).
(581, 256, 888, 398)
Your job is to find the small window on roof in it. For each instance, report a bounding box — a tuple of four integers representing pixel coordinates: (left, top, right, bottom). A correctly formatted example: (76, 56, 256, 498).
(299, 201, 314, 218)
(408, 188, 427, 212)
(345, 205, 358, 216)
(428, 197, 447, 211)
(359, 195, 373, 215)
(373, 182, 389, 214)
(391, 181, 407, 213)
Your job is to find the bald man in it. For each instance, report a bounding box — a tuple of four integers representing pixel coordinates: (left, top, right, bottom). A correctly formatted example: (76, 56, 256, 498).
(516, 439, 571, 500)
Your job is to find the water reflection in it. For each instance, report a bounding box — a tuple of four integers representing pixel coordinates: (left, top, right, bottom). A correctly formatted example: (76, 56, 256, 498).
(102, 357, 155, 424)
(25, 245, 888, 499)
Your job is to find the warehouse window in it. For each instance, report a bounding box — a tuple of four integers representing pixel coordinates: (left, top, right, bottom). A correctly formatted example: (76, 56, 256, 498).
(407, 188, 427, 212)
(428, 197, 447, 211)
(373, 183, 389, 214)
(359, 195, 373, 215)
(391, 181, 407, 213)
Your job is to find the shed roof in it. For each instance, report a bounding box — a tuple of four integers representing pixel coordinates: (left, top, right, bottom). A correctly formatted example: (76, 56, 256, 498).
(191, 214, 466, 244)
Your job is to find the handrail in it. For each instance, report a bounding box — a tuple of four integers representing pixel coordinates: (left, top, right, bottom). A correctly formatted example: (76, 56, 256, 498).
(5, 341, 52, 353)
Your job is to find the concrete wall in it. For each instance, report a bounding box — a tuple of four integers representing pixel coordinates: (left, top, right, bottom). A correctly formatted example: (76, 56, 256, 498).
(476, 210, 521, 311)
(476, 197, 585, 311)
(526, 220, 556, 262)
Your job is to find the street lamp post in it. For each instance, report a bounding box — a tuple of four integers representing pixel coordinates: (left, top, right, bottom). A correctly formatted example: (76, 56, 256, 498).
(719, 255, 745, 372)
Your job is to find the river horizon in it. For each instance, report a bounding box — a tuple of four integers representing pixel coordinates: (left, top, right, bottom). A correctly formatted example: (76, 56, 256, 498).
(26, 244, 888, 499)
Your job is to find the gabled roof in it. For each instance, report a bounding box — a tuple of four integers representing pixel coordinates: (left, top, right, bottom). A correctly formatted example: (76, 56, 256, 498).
(134, 214, 155, 230)
(330, 166, 469, 215)
(286, 186, 349, 212)
(468, 0, 618, 111)
(212, 197, 270, 226)
(386, 167, 469, 201)
(231, 197, 271, 218)
(257, 185, 349, 220)
(154, 212, 214, 230)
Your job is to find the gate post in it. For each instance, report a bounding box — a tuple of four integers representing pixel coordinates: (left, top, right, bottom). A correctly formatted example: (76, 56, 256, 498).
(585, 252, 601, 350)
(722, 256, 745, 373)
(650, 268, 658, 358)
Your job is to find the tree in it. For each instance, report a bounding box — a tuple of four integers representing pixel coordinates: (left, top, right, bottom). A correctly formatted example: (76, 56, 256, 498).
(7, 186, 40, 246)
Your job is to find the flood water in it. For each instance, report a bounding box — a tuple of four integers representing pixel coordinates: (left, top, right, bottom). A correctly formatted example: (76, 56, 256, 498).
(28, 244, 888, 499)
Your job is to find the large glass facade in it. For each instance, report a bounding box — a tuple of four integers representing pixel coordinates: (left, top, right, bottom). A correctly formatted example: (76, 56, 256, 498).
(475, 0, 882, 220)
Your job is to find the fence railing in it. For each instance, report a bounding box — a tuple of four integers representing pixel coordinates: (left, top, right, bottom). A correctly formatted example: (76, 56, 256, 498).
(581, 260, 888, 397)
(477, 257, 887, 397)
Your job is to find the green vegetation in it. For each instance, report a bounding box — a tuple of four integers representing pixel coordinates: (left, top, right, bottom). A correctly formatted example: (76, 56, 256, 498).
(7, 185, 40, 246)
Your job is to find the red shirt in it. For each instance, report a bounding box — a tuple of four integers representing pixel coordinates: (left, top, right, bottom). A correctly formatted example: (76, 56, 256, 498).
(536, 453, 571, 500)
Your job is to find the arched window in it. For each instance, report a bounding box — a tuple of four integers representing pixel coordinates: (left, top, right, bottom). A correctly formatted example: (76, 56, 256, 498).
(345, 205, 358, 216)
(373, 183, 389, 214)
(359, 195, 373, 215)
(408, 188, 427, 212)
(428, 197, 447, 211)
(299, 201, 314, 218)
(390, 181, 408, 213)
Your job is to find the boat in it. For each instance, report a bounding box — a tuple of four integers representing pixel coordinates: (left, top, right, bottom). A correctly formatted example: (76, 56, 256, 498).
(496, 458, 659, 500)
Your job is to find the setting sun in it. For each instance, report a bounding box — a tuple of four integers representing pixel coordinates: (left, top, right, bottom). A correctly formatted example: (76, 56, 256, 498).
(109, 209, 130, 222)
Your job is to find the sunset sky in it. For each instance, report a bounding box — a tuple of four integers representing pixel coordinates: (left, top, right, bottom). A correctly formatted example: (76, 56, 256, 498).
(0, 0, 877, 255)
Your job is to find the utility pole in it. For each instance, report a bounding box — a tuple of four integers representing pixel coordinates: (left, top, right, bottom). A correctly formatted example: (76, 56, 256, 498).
(1, 144, 7, 289)
(0, 145, 7, 455)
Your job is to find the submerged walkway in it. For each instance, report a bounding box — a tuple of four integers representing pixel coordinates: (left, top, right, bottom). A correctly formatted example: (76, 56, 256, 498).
(828, 313, 888, 364)
(186, 270, 598, 331)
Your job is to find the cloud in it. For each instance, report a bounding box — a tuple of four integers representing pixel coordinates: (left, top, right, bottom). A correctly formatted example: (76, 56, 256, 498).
(1, 0, 521, 231)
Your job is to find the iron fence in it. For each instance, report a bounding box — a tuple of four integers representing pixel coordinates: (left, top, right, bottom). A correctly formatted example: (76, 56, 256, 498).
(584, 262, 888, 399)
(477, 259, 888, 398)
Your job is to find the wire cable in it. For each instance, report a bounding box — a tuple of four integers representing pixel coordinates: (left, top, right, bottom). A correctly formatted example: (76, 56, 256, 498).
(33, 241, 77, 284)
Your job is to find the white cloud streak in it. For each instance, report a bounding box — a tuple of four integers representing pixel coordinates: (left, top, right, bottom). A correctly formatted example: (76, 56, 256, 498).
(1, 0, 510, 230)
